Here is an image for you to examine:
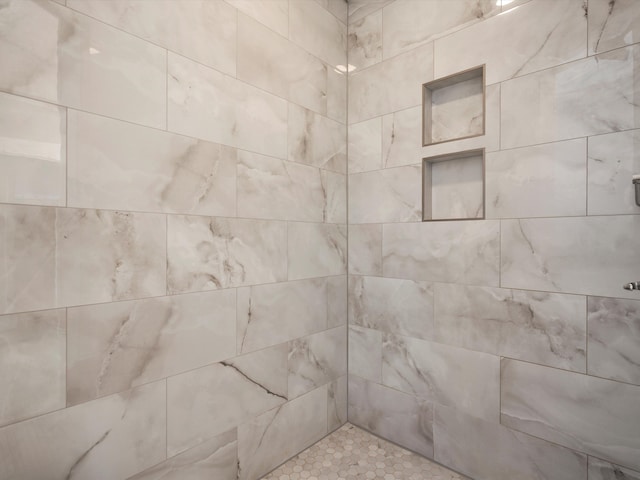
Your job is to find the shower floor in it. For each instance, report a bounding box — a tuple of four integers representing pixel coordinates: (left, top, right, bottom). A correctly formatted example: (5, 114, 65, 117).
(262, 423, 467, 480)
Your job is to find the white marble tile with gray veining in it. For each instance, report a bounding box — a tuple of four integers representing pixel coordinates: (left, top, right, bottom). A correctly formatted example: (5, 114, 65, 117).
(430, 154, 484, 220)
(382, 106, 422, 168)
(0, 92, 66, 207)
(349, 275, 434, 340)
(349, 165, 421, 223)
(67, 0, 237, 76)
(348, 117, 382, 174)
(588, 296, 640, 386)
(348, 375, 433, 458)
(288, 326, 347, 398)
(68, 110, 237, 216)
(347, 0, 394, 24)
(383, 220, 500, 286)
(224, 0, 288, 37)
(382, 334, 500, 422)
(322, 170, 347, 223)
(237, 386, 328, 480)
(588, 0, 640, 55)
(290, 0, 346, 67)
(0, 381, 166, 480)
(589, 457, 640, 480)
(501, 44, 640, 150)
(167, 215, 286, 294)
(348, 325, 382, 382)
(167, 344, 287, 457)
(486, 139, 587, 219)
(314, 0, 348, 23)
(168, 53, 287, 159)
(348, 224, 382, 276)
(501, 358, 640, 471)
(67, 290, 236, 406)
(588, 130, 640, 215)
(434, 0, 586, 85)
(328, 375, 347, 431)
(348, 9, 382, 70)
(501, 216, 640, 299)
(129, 429, 238, 480)
(327, 275, 347, 328)
(237, 278, 328, 354)
(0, 309, 65, 428)
(287, 222, 347, 280)
(435, 283, 587, 372)
(434, 404, 587, 480)
(0, 0, 166, 129)
(289, 104, 347, 173)
(327, 65, 347, 123)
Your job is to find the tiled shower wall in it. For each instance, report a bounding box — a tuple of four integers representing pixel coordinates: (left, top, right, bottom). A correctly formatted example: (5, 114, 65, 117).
(346, 0, 640, 479)
(0, 1, 348, 479)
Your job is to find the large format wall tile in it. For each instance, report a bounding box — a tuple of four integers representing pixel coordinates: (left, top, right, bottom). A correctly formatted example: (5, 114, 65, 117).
(501, 216, 640, 299)
(328, 375, 348, 431)
(383, 220, 500, 286)
(434, 284, 587, 372)
(68, 110, 237, 216)
(382, 106, 422, 168)
(237, 386, 328, 480)
(67, 290, 236, 406)
(225, 0, 288, 37)
(348, 0, 394, 24)
(501, 44, 640, 149)
(348, 275, 434, 340)
(0, 92, 66, 207)
(0, 309, 66, 427)
(434, 405, 587, 480)
(67, 0, 237, 76)
(167, 215, 286, 294)
(588, 0, 640, 55)
(588, 297, 640, 386)
(287, 222, 346, 280)
(347, 9, 382, 70)
(382, 334, 500, 422)
(327, 275, 348, 328)
(348, 224, 382, 276)
(348, 325, 382, 382)
(0, 381, 166, 480)
(167, 345, 287, 456)
(322, 170, 347, 224)
(348, 117, 382, 174)
(0, 0, 166, 129)
(348, 375, 434, 458)
(589, 457, 640, 480)
(434, 0, 586, 85)
(501, 359, 640, 471)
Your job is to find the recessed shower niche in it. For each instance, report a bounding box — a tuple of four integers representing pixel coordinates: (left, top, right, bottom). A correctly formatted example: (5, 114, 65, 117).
(422, 65, 485, 146)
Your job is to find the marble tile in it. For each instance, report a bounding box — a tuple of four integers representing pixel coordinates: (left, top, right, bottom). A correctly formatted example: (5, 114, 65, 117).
(237, 14, 328, 116)
(348, 375, 434, 458)
(501, 44, 640, 150)
(348, 325, 382, 382)
(327, 376, 347, 431)
(290, 0, 347, 67)
(0, 92, 66, 207)
(322, 170, 347, 223)
(224, 0, 288, 37)
(486, 139, 587, 219)
(167, 345, 287, 456)
(314, 0, 349, 24)
(589, 457, 640, 480)
(434, 0, 586, 85)
(288, 104, 347, 173)
(434, 284, 587, 372)
(348, 42, 433, 124)
(348, 224, 382, 276)
(237, 278, 328, 354)
(66, 290, 236, 406)
(434, 404, 588, 480)
(168, 53, 287, 159)
(588, 130, 640, 215)
(236, 151, 324, 222)
(327, 275, 347, 328)
(67, 0, 237, 76)
(167, 215, 286, 294)
(383, 0, 499, 60)
(382, 106, 422, 168)
(382, 334, 500, 422)
(287, 222, 347, 280)
(68, 110, 237, 216)
(327, 65, 347, 123)
(348, 275, 434, 340)
(501, 358, 640, 471)
(430, 154, 484, 220)
(288, 326, 347, 398)
(0, 309, 65, 428)
(0, 381, 166, 480)
(588, 0, 640, 55)
(588, 297, 640, 386)
(349, 165, 421, 223)
(348, 117, 382, 174)
(383, 220, 500, 286)
(347, 0, 394, 25)
(348, 9, 382, 70)
(237, 386, 328, 480)
(130, 429, 238, 480)
(501, 216, 640, 299)
(0, 0, 166, 129)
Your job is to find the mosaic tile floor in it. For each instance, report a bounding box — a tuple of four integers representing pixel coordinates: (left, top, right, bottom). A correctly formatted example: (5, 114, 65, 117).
(262, 423, 467, 480)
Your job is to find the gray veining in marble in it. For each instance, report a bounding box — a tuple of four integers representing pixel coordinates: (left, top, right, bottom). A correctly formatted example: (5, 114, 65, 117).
(288, 222, 347, 280)
(348, 224, 382, 276)
(348, 117, 382, 174)
(382, 106, 422, 168)
(430, 154, 484, 220)
(327, 275, 347, 328)
(328, 375, 348, 432)
(588, 0, 640, 55)
(347, 0, 394, 24)
(348, 325, 382, 383)
(348, 9, 382, 70)
(322, 170, 347, 224)
(589, 457, 640, 480)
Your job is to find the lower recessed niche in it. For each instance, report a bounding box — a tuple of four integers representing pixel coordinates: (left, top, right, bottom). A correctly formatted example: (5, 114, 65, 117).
(423, 149, 485, 221)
